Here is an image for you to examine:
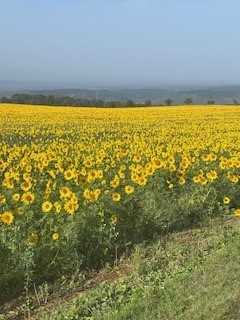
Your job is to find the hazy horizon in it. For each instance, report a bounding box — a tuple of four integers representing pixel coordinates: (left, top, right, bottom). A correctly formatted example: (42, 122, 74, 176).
(3, 80, 240, 92)
(1, 0, 240, 88)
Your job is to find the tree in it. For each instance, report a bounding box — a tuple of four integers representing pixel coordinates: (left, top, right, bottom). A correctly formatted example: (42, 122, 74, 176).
(126, 100, 135, 107)
(4, 93, 140, 108)
(184, 97, 193, 105)
(0, 97, 9, 103)
(165, 98, 173, 106)
(144, 99, 152, 106)
(207, 100, 215, 105)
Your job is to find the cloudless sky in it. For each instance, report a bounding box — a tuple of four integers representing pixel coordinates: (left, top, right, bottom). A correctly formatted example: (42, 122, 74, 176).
(1, 0, 240, 87)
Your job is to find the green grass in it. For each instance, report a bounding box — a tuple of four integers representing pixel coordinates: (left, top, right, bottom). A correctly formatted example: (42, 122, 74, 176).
(106, 223, 240, 320)
(29, 217, 240, 320)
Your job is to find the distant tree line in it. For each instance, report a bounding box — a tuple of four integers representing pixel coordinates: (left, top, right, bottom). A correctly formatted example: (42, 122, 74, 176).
(0, 93, 147, 108)
(3, 93, 239, 107)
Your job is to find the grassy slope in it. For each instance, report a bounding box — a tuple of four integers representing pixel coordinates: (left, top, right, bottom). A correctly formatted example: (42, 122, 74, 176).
(34, 217, 240, 320)
(107, 224, 240, 320)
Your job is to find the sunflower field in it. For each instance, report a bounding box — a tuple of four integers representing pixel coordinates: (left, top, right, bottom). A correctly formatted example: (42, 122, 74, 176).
(1, 104, 240, 298)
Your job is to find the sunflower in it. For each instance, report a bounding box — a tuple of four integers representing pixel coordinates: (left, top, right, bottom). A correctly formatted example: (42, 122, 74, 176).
(125, 185, 134, 195)
(21, 192, 35, 205)
(28, 232, 39, 245)
(3, 178, 14, 189)
(223, 196, 230, 205)
(0, 194, 6, 205)
(16, 207, 24, 215)
(42, 201, 53, 213)
(111, 214, 118, 225)
(64, 201, 78, 215)
(54, 201, 62, 213)
(64, 169, 75, 181)
(60, 186, 71, 199)
(96, 170, 103, 179)
(87, 170, 98, 183)
(136, 176, 147, 186)
(83, 188, 101, 202)
(112, 192, 121, 202)
(0, 211, 14, 225)
(111, 178, 120, 188)
(52, 232, 60, 241)
(234, 208, 240, 217)
(179, 177, 186, 185)
(12, 193, 20, 202)
(21, 180, 32, 192)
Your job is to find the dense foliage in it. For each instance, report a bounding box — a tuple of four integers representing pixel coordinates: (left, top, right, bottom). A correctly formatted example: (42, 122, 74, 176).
(1, 94, 139, 108)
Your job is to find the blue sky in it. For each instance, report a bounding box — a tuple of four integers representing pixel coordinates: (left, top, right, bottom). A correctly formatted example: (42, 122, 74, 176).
(1, 0, 239, 87)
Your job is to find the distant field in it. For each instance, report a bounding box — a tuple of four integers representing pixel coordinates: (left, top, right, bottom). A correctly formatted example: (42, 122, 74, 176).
(1, 104, 240, 318)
